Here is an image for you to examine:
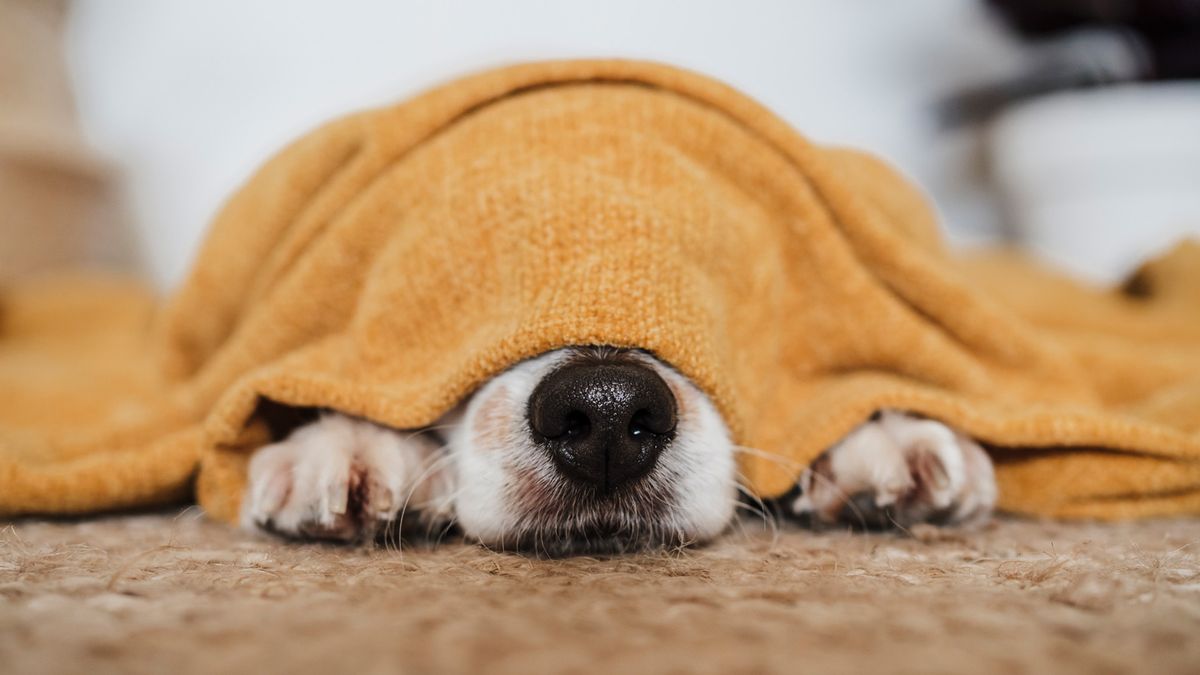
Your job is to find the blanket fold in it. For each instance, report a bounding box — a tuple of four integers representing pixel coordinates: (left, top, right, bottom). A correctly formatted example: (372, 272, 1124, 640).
(3, 59, 1199, 523)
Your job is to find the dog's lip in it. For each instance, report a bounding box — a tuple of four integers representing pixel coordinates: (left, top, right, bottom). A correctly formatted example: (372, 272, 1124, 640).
(478, 495, 687, 556)
(554, 471, 659, 500)
(497, 473, 683, 555)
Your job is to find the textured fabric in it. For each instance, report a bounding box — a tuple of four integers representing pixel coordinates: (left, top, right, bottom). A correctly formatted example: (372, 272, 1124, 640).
(6, 514, 1200, 675)
(2, 59, 1199, 523)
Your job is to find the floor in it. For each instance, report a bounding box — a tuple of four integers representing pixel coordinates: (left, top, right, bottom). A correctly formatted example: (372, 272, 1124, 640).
(2, 511, 1199, 674)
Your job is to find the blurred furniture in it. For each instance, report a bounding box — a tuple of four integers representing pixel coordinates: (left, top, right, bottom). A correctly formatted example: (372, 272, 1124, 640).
(942, 0, 1200, 283)
(988, 85, 1200, 285)
(0, 0, 134, 282)
(988, 0, 1200, 81)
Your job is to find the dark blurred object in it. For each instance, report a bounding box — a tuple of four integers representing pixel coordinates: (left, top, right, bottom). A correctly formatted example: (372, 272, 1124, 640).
(990, 0, 1200, 78)
(940, 0, 1200, 126)
(0, 0, 136, 281)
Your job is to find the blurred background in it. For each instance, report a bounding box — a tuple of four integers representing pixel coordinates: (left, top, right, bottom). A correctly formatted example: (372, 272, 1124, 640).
(3, 0, 1199, 289)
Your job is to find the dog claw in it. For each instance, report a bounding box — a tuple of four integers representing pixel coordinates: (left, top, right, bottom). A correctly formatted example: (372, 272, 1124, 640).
(791, 411, 996, 529)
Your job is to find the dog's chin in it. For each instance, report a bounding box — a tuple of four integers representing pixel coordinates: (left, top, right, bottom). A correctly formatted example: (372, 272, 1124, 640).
(477, 516, 695, 557)
(467, 479, 701, 557)
(501, 523, 691, 557)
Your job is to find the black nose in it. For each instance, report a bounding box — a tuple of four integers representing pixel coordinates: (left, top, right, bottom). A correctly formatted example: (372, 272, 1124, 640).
(527, 361, 677, 493)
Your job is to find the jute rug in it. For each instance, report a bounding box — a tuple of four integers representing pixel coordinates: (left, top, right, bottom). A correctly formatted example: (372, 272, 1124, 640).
(2, 512, 1198, 674)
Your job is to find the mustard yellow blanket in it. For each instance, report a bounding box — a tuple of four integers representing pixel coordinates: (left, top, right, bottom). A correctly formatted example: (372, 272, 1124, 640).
(3, 60, 1199, 524)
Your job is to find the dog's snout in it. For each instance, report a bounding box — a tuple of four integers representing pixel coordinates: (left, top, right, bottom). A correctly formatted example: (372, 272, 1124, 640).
(528, 361, 677, 492)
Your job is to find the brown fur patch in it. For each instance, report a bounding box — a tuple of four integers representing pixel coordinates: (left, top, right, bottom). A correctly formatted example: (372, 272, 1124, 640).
(472, 385, 512, 450)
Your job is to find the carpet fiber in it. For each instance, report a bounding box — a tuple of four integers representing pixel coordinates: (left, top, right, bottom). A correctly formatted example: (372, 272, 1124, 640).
(2, 513, 1199, 674)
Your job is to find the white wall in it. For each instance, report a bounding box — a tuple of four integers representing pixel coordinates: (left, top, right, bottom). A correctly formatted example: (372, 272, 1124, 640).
(67, 0, 1025, 289)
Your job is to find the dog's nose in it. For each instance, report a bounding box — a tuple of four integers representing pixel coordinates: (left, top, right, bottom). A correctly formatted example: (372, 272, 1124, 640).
(527, 361, 677, 492)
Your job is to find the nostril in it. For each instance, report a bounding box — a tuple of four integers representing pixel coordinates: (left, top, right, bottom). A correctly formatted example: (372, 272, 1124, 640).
(562, 410, 590, 439)
(535, 408, 591, 441)
(629, 408, 673, 439)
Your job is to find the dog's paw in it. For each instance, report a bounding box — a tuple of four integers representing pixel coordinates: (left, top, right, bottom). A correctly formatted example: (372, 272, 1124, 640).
(790, 411, 996, 529)
(241, 414, 443, 542)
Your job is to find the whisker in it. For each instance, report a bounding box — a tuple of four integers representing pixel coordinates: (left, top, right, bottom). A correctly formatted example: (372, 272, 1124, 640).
(886, 510, 915, 538)
(395, 448, 457, 552)
(731, 501, 763, 541)
(421, 483, 464, 542)
(733, 444, 808, 473)
(734, 472, 781, 547)
(399, 423, 459, 443)
(733, 487, 771, 529)
(806, 467, 870, 531)
(734, 443, 872, 532)
(432, 516, 459, 547)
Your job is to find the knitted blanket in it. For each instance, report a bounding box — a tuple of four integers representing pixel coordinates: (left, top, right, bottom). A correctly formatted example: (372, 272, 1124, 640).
(3, 60, 1199, 523)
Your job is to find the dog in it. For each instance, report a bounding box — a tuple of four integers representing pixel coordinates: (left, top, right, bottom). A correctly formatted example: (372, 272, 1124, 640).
(242, 346, 997, 554)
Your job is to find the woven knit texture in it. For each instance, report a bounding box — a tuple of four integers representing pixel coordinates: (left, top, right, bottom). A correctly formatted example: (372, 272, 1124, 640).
(2, 59, 1199, 523)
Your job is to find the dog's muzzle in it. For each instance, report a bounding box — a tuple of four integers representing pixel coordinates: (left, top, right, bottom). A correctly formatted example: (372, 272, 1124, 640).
(527, 361, 677, 493)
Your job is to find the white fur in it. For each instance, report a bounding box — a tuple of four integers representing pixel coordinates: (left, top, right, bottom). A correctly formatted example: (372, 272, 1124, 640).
(791, 410, 997, 527)
(241, 414, 449, 538)
(445, 350, 738, 548)
(442, 350, 560, 546)
(242, 352, 996, 547)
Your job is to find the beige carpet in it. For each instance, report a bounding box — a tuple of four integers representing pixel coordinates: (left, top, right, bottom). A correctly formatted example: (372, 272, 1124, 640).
(2, 512, 1199, 674)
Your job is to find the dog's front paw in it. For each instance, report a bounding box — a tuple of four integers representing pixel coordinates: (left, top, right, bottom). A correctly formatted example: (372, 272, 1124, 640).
(790, 411, 996, 529)
(241, 414, 442, 542)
